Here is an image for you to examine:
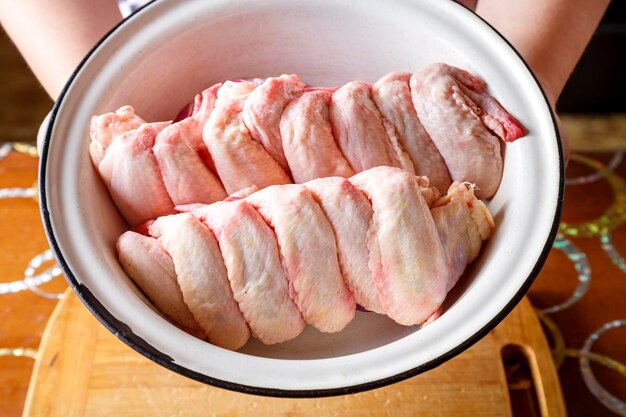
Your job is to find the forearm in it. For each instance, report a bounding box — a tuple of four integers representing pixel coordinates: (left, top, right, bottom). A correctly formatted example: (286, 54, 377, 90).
(0, 0, 122, 99)
(476, 0, 610, 104)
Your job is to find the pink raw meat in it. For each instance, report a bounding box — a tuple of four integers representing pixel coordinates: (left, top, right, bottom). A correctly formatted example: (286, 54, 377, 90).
(225, 185, 259, 200)
(203, 80, 291, 194)
(242, 74, 305, 172)
(192, 200, 305, 344)
(246, 184, 355, 333)
(304, 177, 383, 314)
(153, 116, 227, 205)
(98, 122, 175, 227)
(411, 63, 525, 198)
(89, 105, 145, 166)
(372, 72, 451, 193)
(419, 183, 442, 208)
(350, 166, 449, 326)
(281, 89, 355, 183)
(116, 231, 203, 337)
(431, 182, 494, 290)
(192, 83, 222, 126)
(329, 81, 414, 174)
(149, 213, 250, 350)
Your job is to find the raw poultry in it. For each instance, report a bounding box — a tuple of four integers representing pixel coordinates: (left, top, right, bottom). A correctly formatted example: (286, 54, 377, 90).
(202, 80, 291, 196)
(148, 212, 251, 350)
(89, 63, 525, 227)
(191, 200, 305, 345)
(329, 81, 415, 174)
(152, 83, 227, 206)
(117, 166, 494, 350)
(242, 74, 306, 173)
(372, 72, 451, 193)
(90, 63, 521, 349)
(281, 89, 355, 182)
(96, 121, 176, 226)
(350, 168, 449, 326)
(410, 63, 526, 198)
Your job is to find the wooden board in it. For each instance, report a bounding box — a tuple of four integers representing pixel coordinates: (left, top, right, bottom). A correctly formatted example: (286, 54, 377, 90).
(23, 290, 566, 417)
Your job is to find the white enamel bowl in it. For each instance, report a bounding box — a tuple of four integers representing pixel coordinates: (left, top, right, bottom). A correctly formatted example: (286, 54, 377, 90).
(39, 0, 563, 396)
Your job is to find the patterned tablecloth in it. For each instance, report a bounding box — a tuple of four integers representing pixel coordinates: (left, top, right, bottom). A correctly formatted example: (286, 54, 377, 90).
(1, 143, 625, 417)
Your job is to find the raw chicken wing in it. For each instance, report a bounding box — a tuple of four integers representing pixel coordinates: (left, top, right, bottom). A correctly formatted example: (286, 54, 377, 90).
(242, 74, 305, 172)
(330, 81, 414, 174)
(372, 72, 451, 192)
(89, 105, 145, 166)
(98, 122, 175, 227)
(203, 81, 291, 194)
(281, 90, 355, 182)
(192, 83, 222, 126)
(350, 166, 449, 326)
(153, 117, 227, 205)
(149, 213, 250, 350)
(116, 231, 203, 337)
(304, 177, 383, 314)
(246, 184, 355, 332)
(411, 63, 525, 198)
(431, 182, 494, 289)
(192, 200, 305, 344)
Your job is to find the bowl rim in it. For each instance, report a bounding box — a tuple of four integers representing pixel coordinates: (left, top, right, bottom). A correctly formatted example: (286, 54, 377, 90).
(38, 0, 564, 398)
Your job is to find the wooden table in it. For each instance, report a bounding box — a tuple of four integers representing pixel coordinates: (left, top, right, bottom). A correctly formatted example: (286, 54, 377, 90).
(22, 289, 564, 417)
(2, 146, 626, 417)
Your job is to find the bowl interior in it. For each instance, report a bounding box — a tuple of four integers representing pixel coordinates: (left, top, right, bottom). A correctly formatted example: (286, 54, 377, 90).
(42, 0, 561, 392)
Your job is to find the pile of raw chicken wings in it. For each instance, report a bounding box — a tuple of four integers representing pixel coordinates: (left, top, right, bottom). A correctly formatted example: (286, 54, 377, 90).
(90, 63, 525, 350)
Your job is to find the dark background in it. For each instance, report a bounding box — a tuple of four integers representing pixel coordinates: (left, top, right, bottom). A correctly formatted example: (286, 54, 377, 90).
(558, 0, 626, 113)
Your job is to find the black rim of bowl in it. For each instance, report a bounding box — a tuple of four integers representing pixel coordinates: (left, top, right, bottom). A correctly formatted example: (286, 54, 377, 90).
(38, 0, 564, 398)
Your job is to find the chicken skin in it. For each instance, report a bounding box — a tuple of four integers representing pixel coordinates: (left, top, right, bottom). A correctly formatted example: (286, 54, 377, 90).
(246, 184, 356, 332)
(330, 81, 414, 174)
(372, 72, 451, 193)
(431, 182, 495, 290)
(350, 166, 449, 326)
(191, 200, 305, 344)
(304, 177, 383, 314)
(203, 81, 291, 194)
(192, 83, 222, 126)
(411, 63, 525, 198)
(149, 213, 250, 350)
(242, 74, 305, 172)
(116, 231, 203, 337)
(89, 105, 145, 167)
(97, 122, 175, 227)
(281, 89, 355, 183)
(153, 116, 227, 206)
